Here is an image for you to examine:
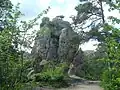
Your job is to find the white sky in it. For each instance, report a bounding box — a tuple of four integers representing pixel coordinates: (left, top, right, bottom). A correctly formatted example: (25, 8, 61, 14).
(10, 0, 120, 51)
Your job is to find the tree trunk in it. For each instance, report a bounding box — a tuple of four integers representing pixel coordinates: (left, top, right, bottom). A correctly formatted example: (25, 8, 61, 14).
(99, 0, 105, 24)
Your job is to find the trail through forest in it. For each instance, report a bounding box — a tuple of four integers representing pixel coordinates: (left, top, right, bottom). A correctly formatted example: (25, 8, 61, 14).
(56, 84, 103, 90)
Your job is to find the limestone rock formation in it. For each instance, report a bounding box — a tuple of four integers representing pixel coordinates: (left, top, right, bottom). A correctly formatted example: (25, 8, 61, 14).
(32, 16, 82, 73)
(58, 28, 80, 63)
(68, 48, 84, 75)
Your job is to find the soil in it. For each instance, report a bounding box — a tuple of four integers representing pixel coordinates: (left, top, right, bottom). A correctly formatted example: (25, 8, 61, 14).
(56, 84, 103, 90)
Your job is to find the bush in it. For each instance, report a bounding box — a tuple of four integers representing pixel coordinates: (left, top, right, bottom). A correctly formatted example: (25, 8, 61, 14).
(101, 67, 120, 90)
(76, 58, 105, 80)
(31, 61, 69, 88)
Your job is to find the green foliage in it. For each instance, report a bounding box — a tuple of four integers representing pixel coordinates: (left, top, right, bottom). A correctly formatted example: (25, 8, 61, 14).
(101, 24, 120, 90)
(83, 60, 104, 80)
(73, 0, 104, 44)
(0, 1, 49, 89)
(0, 0, 13, 23)
(0, 5, 22, 89)
(37, 26, 52, 37)
(101, 67, 120, 90)
(30, 62, 69, 88)
(76, 51, 106, 80)
(74, 2, 120, 89)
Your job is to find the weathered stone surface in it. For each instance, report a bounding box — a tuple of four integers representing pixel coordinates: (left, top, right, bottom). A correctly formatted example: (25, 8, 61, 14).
(58, 28, 80, 63)
(32, 16, 81, 73)
(67, 48, 84, 76)
(32, 25, 52, 60)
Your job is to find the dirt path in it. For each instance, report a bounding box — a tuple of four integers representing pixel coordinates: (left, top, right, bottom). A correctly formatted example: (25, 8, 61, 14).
(56, 84, 103, 90)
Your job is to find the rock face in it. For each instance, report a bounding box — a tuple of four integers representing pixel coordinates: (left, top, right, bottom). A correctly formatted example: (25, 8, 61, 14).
(32, 16, 81, 73)
(58, 28, 80, 63)
(68, 49, 84, 75)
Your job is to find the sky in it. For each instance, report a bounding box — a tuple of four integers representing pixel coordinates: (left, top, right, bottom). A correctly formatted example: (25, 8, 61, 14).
(10, 0, 120, 51)
(10, 0, 79, 21)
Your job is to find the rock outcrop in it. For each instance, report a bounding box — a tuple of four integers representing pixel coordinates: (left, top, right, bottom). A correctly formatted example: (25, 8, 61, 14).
(32, 16, 82, 73)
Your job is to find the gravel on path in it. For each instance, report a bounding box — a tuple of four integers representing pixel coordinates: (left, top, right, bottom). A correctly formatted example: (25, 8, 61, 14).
(56, 84, 103, 90)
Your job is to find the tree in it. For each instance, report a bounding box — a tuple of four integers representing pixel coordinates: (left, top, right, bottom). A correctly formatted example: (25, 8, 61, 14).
(73, 0, 113, 43)
(72, 0, 116, 66)
(0, 1, 50, 89)
(101, 25, 120, 90)
(0, 0, 13, 29)
(72, 0, 120, 81)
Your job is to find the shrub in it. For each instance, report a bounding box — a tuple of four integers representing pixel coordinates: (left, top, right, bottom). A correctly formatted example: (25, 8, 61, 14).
(101, 67, 120, 90)
(31, 61, 69, 88)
